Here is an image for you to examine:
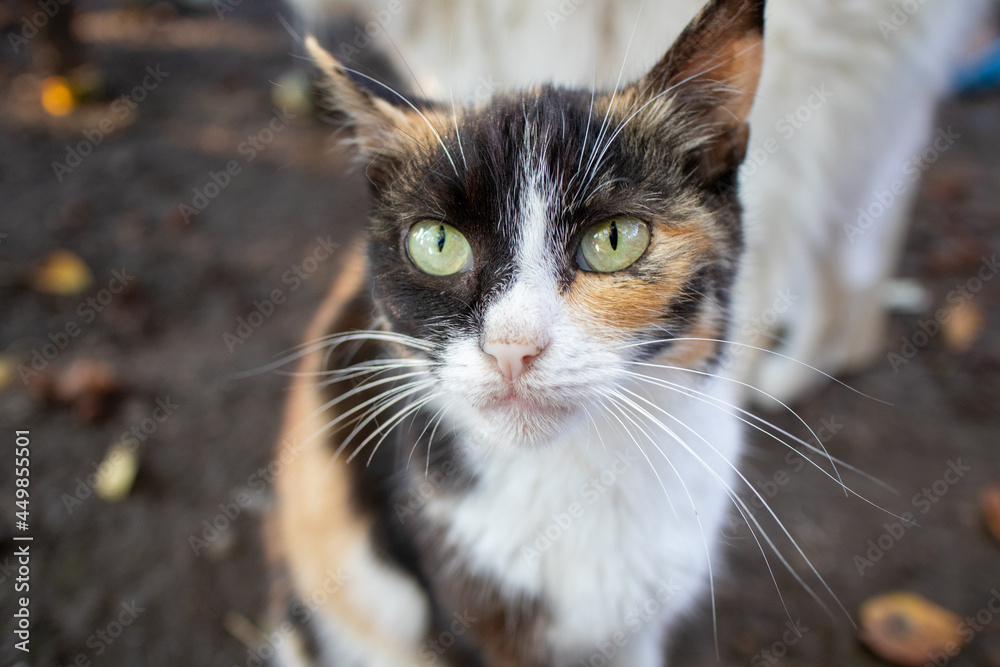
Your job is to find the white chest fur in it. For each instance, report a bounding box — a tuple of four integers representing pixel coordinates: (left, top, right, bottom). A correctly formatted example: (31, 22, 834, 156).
(425, 371, 742, 660)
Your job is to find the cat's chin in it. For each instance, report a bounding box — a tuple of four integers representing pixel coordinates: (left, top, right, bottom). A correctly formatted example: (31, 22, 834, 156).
(469, 397, 584, 450)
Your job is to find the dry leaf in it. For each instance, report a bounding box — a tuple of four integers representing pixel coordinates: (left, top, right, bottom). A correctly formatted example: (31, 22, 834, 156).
(30, 359, 119, 422)
(53, 359, 117, 403)
(33, 250, 93, 296)
(0, 356, 13, 392)
(94, 441, 139, 502)
(40, 76, 76, 116)
(943, 301, 984, 353)
(981, 485, 1000, 546)
(858, 592, 964, 666)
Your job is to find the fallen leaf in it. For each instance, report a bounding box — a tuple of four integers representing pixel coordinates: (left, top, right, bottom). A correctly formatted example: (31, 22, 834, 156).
(858, 592, 964, 666)
(40, 76, 76, 116)
(94, 441, 139, 502)
(30, 359, 119, 422)
(272, 69, 313, 117)
(943, 301, 984, 353)
(982, 485, 1000, 546)
(32, 250, 93, 296)
(0, 356, 13, 391)
(53, 359, 117, 403)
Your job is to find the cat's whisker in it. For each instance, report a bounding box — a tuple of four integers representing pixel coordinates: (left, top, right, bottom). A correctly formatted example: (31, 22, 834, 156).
(608, 390, 723, 652)
(612, 386, 851, 624)
(622, 368, 916, 569)
(723, 488, 797, 625)
(284, 358, 426, 380)
(305, 377, 436, 458)
(358, 393, 443, 466)
(316, 58, 461, 179)
(234, 330, 434, 380)
(424, 401, 452, 478)
(336, 382, 439, 462)
(447, 25, 468, 173)
(298, 370, 432, 432)
(602, 397, 678, 519)
(578, 40, 763, 203)
(625, 358, 845, 491)
(406, 400, 450, 474)
(617, 337, 890, 405)
(610, 391, 819, 630)
(575, 51, 598, 185)
(574, 1, 644, 208)
(317, 382, 438, 479)
(607, 393, 723, 646)
(620, 368, 889, 495)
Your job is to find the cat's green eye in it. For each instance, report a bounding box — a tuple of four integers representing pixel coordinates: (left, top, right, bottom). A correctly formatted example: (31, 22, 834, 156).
(406, 221, 473, 276)
(576, 218, 650, 273)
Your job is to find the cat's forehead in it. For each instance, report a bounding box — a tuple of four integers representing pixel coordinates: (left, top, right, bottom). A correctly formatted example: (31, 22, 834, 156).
(380, 86, 690, 224)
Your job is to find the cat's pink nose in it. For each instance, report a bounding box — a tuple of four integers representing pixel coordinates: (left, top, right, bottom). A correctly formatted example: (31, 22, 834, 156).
(483, 342, 543, 382)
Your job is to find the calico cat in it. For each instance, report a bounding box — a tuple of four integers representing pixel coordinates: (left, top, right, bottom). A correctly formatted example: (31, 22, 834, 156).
(288, 0, 985, 405)
(266, 0, 766, 664)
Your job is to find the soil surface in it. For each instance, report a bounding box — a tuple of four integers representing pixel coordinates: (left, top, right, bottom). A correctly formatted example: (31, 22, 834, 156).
(1, 2, 998, 666)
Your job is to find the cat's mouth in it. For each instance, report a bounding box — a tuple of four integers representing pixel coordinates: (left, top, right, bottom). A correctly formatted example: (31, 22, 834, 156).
(480, 391, 570, 419)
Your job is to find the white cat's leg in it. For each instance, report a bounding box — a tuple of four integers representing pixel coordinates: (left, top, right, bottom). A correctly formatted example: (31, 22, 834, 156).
(606, 626, 667, 667)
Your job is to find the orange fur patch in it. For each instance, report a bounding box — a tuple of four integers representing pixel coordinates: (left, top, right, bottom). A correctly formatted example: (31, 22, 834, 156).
(269, 240, 435, 664)
(565, 219, 713, 339)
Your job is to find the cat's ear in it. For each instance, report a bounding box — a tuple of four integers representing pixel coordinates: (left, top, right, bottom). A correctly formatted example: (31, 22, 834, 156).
(305, 35, 410, 161)
(632, 0, 765, 181)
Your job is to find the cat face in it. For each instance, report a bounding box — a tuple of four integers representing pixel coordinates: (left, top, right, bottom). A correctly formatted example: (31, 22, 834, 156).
(308, 0, 765, 449)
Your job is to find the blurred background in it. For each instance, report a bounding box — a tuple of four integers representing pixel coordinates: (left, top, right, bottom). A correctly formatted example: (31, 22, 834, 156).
(0, 0, 999, 665)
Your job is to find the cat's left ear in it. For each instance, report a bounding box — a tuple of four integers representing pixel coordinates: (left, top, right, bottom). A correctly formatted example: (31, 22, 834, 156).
(304, 35, 410, 164)
(632, 0, 765, 181)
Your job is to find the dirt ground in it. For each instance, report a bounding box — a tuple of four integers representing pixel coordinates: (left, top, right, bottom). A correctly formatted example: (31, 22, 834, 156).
(0, 2, 998, 666)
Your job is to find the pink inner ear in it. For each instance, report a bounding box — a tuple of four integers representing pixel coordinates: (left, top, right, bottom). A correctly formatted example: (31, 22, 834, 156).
(641, 0, 765, 129)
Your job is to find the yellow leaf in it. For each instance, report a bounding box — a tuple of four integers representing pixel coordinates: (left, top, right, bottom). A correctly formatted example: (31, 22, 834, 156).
(41, 76, 76, 117)
(33, 250, 93, 296)
(94, 441, 140, 502)
(943, 301, 984, 353)
(0, 356, 13, 391)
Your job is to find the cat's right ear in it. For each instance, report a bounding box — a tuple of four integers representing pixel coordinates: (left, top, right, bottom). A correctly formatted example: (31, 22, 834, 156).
(305, 36, 409, 161)
(630, 0, 766, 182)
